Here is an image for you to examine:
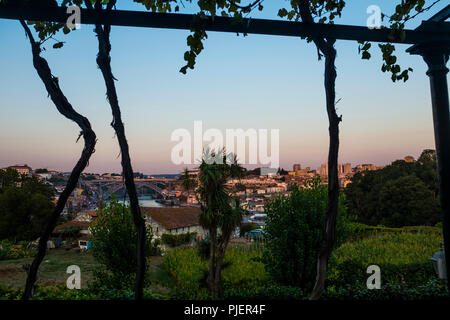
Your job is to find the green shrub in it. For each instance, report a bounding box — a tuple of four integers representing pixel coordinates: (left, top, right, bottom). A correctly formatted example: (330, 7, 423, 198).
(263, 178, 353, 291)
(0, 240, 35, 260)
(323, 279, 449, 300)
(328, 260, 434, 289)
(0, 284, 167, 300)
(89, 195, 153, 290)
(328, 230, 442, 288)
(161, 232, 197, 247)
(163, 246, 269, 299)
(349, 223, 441, 240)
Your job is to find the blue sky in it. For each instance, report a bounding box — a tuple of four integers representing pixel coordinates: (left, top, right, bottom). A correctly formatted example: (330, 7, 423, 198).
(0, 1, 448, 174)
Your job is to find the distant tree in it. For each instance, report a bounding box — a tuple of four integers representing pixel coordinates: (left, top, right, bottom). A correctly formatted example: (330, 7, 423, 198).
(379, 175, 440, 227)
(245, 167, 261, 176)
(0, 168, 21, 190)
(82, 174, 97, 181)
(34, 168, 49, 174)
(49, 174, 68, 184)
(180, 167, 196, 194)
(415, 149, 438, 196)
(345, 150, 440, 227)
(0, 178, 54, 241)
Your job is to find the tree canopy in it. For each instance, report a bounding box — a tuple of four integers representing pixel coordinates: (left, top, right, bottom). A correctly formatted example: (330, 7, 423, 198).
(0, 170, 55, 241)
(345, 149, 441, 227)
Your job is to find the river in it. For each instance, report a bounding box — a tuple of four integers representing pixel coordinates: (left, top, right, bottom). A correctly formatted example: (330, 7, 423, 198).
(117, 195, 164, 207)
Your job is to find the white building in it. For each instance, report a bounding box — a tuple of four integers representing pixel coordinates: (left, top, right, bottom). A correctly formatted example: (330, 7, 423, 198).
(141, 207, 207, 240)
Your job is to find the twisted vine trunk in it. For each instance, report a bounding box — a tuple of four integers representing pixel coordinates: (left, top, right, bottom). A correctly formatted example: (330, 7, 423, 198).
(86, 0, 146, 300)
(310, 42, 340, 300)
(298, 0, 341, 300)
(20, 20, 97, 300)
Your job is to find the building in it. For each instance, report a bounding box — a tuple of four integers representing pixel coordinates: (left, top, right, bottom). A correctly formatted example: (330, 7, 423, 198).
(293, 164, 301, 172)
(186, 193, 199, 205)
(356, 164, 377, 172)
(338, 163, 352, 175)
(318, 163, 328, 176)
(36, 172, 52, 180)
(141, 207, 207, 240)
(2, 164, 32, 177)
(73, 210, 97, 222)
(404, 156, 415, 163)
(53, 220, 91, 236)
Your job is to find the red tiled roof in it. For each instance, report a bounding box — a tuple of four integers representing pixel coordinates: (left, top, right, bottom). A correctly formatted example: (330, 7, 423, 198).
(141, 207, 201, 230)
(86, 210, 97, 217)
(8, 165, 31, 169)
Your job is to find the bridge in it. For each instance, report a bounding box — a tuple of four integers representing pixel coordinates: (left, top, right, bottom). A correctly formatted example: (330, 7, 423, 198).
(83, 178, 174, 199)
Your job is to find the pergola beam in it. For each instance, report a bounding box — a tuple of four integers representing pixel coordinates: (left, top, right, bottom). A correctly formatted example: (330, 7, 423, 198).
(0, 4, 449, 45)
(428, 4, 450, 22)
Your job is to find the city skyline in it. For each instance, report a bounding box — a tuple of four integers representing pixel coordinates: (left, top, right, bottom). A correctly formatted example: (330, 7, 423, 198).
(1, 151, 423, 175)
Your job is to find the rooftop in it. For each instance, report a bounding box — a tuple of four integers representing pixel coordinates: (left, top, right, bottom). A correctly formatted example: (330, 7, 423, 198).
(141, 207, 201, 230)
(54, 221, 90, 232)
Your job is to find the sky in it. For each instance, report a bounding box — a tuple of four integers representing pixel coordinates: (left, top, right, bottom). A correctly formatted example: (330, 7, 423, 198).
(0, 1, 448, 174)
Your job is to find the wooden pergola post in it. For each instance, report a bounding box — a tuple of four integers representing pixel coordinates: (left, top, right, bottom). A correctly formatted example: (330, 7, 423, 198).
(407, 12, 450, 290)
(408, 43, 450, 285)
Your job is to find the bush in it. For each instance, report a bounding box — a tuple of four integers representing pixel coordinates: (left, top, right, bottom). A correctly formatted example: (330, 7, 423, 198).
(345, 151, 441, 228)
(0, 174, 55, 241)
(328, 260, 434, 289)
(349, 223, 441, 240)
(163, 246, 269, 299)
(89, 195, 154, 290)
(328, 229, 442, 288)
(0, 284, 167, 300)
(262, 178, 353, 291)
(161, 232, 197, 247)
(0, 240, 35, 260)
(323, 279, 449, 300)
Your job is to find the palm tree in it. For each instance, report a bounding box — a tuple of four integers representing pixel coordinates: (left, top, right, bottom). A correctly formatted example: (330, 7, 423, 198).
(197, 148, 244, 298)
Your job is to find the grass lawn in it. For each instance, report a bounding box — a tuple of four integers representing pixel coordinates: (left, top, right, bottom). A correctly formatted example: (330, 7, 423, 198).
(0, 249, 99, 289)
(0, 249, 169, 293)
